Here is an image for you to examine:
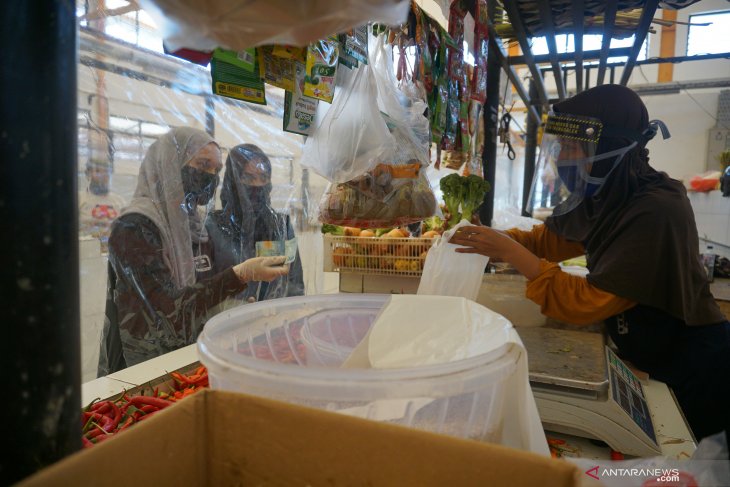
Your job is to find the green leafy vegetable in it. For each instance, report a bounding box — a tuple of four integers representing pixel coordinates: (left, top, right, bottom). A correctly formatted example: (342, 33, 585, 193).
(438, 174, 491, 228)
(321, 224, 345, 235)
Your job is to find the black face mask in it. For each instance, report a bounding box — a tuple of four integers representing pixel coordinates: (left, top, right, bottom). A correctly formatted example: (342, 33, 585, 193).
(181, 165, 219, 207)
(243, 184, 270, 208)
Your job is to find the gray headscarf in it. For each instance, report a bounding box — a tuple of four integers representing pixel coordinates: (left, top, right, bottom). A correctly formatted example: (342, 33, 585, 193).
(122, 127, 218, 289)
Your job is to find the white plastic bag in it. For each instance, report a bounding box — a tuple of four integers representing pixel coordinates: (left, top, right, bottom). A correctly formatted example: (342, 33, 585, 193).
(417, 220, 489, 301)
(344, 294, 551, 456)
(301, 62, 395, 183)
(140, 0, 411, 51)
(492, 207, 543, 231)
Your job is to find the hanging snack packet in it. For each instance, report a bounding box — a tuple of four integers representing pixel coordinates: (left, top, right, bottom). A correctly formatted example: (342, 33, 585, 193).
(304, 36, 339, 103)
(213, 47, 256, 72)
(430, 31, 448, 145)
(283, 61, 319, 136)
(258, 46, 296, 92)
(272, 45, 307, 62)
(211, 48, 266, 104)
(471, 0, 488, 103)
(337, 36, 359, 69)
(341, 25, 369, 65)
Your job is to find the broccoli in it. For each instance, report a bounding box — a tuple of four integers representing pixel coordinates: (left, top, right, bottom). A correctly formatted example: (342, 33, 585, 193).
(438, 174, 491, 228)
(321, 224, 345, 235)
(439, 173, 465, 228)
(460, 174, 491, 224)
(422, 215, 445, 233)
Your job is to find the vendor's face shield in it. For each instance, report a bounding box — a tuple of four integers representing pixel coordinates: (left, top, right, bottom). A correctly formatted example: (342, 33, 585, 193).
(527, 113, 635, 218)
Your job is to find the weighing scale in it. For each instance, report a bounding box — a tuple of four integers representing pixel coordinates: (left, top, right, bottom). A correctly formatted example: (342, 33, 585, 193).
(518, 327, 662, 457)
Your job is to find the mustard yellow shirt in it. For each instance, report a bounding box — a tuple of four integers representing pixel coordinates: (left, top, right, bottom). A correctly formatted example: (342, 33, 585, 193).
(505, 225, 635, 325)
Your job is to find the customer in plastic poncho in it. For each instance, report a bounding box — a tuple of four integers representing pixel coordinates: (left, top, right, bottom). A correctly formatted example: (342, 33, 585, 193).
(450, 84, 730, 444)
(206, 144, 304, 303)
(98, 128, 289, 376)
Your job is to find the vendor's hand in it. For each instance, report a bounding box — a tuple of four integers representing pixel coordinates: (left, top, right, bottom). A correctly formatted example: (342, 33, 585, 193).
(233, 256, 289, 283)
(450, 225, 518, 260)
(451, 225, 542, 280)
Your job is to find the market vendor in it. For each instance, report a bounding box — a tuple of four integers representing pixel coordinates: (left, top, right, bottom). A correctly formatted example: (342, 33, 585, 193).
(450, 84, 730, 444)
(97, 127, 289, 376)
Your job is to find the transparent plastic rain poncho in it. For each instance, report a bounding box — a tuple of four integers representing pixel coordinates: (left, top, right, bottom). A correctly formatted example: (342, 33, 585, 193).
(76, 13, 322, 380)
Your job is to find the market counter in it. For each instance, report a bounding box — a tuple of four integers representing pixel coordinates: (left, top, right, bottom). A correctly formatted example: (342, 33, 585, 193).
(83, 338, 696, 461)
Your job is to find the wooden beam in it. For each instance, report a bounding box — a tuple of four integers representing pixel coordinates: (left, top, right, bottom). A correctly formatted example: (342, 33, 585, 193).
(597, 0, 618, 85)
(620, 0, 660, 85)
(658, 8, 677, 83)
(486, 21, 542, 125)
(508, 47, 631, 65)
(537, 0, 566, 99)
(501, 0, 549, 105)
(572, 0, 585, 93)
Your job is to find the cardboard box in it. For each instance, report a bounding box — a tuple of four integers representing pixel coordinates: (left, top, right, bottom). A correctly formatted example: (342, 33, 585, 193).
(21, 389, 587, 487)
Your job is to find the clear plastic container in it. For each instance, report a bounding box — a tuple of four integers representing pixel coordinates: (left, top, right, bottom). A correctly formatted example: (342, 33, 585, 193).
(197, 294, 519, 442)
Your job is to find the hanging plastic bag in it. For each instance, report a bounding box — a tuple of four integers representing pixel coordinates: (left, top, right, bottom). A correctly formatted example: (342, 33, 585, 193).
(301, 61, 395, 183)
(140, 0, 410, 52)
(317, 33, 437, 228)
(417, 220, 489, 301)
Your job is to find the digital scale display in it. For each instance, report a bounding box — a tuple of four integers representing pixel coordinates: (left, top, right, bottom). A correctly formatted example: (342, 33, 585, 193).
(606, 347, 656, 443)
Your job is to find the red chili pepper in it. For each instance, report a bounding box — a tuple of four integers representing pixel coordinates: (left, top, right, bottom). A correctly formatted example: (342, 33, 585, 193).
(129, 395, 172, 409)
(84, 411, 115, 432)
(140, 405, 157, 414)
(82, 436, 95, 448)
(85, 427, 105, 440)
(118, 416, 135, 431)
(610, 450, 624, 460)
(107, 401, 122, 431)
(90, 400, 113, 415)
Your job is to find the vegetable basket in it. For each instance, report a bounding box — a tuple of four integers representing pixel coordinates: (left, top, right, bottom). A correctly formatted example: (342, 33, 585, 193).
(323, 234, 437, 276)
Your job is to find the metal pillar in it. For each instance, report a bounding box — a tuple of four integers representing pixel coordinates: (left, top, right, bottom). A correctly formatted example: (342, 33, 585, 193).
(480, 0, 501, 228)
(1, 1, 80, 483)
(522, 80, 541, 216)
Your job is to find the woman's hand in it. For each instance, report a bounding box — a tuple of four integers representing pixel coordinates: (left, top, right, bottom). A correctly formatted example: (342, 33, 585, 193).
(233, 256, 289, 283)
(451, 226, 517, 259)
(450, 225, 541, 279)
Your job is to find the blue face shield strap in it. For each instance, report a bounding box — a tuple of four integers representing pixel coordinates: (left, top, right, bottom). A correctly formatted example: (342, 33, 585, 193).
(601, 119, 671, 147)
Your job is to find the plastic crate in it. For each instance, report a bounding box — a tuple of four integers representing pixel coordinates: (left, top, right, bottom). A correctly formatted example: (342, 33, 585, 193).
(323, 234, 437, 276)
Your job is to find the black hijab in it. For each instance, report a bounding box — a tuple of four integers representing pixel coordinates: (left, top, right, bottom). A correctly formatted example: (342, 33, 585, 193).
(219, 144, 277, 242)
(545, 84, 724, 326)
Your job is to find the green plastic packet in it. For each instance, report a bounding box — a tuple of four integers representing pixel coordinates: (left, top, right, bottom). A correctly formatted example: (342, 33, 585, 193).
(211, 49, 266, 105)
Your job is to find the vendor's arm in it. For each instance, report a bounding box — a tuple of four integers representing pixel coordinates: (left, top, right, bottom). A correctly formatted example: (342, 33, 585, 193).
(451, 225, 635, 325)
(527, 260, 635, 325)
(504, 224, 585, 262)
